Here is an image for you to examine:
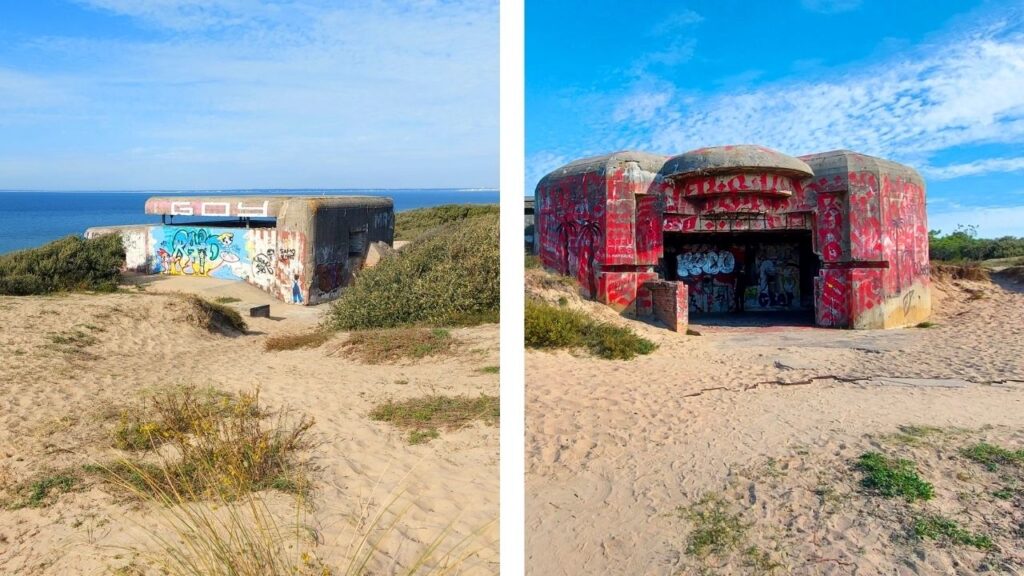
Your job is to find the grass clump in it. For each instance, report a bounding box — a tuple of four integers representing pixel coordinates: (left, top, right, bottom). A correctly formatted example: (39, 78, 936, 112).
(855, 452, 934, 502)
(370, 394, 499, 444)
(478, 365, 499, 374)
(100, 386, 313, 499)
(679, 493, 748, 558)
(4, 472, 80, 509)
(525, 300, 657, 360)
(329, 212, 498, 329)
(0, 234, 124, 295)
(263, 330, 331, 352)
(913, 514, 993, 549)
(181, 294, 247, 334)
(394, 203, 499, 241)
(213, 296, 241, 304)
(887, 425, 948, 446)
(961, 442, 1024, 471)
(340, 327, 454, 363)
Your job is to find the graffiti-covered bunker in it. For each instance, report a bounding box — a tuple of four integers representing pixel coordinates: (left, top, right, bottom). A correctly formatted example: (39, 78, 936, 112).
(535, 145, 931, 331)
(86, 196, 394, 305)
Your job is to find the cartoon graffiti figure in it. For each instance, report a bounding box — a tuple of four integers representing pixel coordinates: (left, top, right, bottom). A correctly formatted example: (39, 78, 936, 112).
(292, 274, 303, 304)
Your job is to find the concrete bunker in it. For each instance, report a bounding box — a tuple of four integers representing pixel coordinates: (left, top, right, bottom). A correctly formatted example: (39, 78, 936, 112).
(86, 195, 394, 305)
(535, 145, 931, 331)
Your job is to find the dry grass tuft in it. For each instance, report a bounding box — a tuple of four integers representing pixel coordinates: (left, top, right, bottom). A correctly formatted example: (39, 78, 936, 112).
(264, 330, 332, 352)
(338, 327, 455, 363)
(370, 394, 499, 444)
(100, 386, 314, 499)
(180, 295, 248, 334)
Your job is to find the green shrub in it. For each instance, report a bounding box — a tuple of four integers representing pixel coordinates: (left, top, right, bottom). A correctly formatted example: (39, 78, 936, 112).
(394, 204, 499, 241)
(525, 300, 657, 360)
(930, 226, 1024, 262)
(524, 300, 590, 349)
(0, 234, 125, 295)
(329, 213, 499, 329)
(855, 452, 934, 502)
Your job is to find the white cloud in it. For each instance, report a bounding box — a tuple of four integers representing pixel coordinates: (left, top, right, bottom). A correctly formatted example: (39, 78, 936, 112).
(0, 0, 498, 189)
(605, 18, 1024, 179)
(650, 10, 704, 36)
(612, 87, 675, 123)
(801, 0, 862, 14)
(525, 151, 569, 195)
(924, 157, 1024, 179)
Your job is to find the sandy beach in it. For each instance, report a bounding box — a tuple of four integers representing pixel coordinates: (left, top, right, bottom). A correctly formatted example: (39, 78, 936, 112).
(526, 271, 1024, 574)
(0, 275, 499, 575)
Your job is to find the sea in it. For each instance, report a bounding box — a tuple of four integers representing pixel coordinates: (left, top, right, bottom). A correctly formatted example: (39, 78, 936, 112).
(0, 189, 499, 254)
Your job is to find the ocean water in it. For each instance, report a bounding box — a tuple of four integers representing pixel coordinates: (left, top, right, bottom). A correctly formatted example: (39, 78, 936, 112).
(0, 189, 498, 254)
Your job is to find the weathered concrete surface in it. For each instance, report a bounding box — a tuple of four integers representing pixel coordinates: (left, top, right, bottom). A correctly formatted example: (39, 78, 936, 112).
(144, 195, 392, 218)
(536, 145, 931, 330)
(363, 241, 394, 268)
(662, 144, 814, 179)
(87, 195, 394, 306)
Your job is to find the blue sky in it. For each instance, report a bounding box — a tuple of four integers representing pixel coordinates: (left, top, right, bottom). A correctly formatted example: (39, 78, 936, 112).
(0, 0, 497, 190)
(527, 0, 1024, 237)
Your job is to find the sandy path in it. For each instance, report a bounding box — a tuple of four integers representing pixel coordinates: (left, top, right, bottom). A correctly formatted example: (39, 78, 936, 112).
(526, 276, 1024, 575)
(0, 278, 498, 575)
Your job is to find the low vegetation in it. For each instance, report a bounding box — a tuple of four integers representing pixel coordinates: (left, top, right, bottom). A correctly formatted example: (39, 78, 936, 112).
(339, 327, 454, 363)
(524, 299, 657, 360)
(330, 211, 499, 329)
(394, 203, 499, 241)
(929, 226, 1024, 262)
(263, 330, 332, 352)
(961, 442, 1024, 471)
(213, 296, 241, 304)
(100, 386, 314, 499)
(181, 294, 248, 334)
(855, 451, 934, 502)
(369, 394, 499, 444)
(0, 234, 124, 295)
(913, 514, 993, 550)
(680, 493, 748, 558)
(3, 472, 79, 509)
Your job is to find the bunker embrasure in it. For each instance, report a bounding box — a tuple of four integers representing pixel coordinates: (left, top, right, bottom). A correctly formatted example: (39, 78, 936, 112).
(534, 145, 931, 330)
(86, 195, 394, 305)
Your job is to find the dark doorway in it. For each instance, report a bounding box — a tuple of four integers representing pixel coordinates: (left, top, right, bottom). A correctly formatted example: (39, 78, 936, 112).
(663, 230, 819, 322)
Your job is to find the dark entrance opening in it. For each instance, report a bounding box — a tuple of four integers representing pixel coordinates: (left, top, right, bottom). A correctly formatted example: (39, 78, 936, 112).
(662, 230, 819, 325)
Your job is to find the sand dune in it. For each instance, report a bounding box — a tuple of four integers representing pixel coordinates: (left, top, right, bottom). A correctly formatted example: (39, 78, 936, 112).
(0, 277, 498, 575)
(526, 273, 1024, 575)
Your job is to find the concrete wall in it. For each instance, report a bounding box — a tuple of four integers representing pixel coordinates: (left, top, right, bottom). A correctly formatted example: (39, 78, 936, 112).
(86, 195, 395, 306)
(639, 280, 689, 332)
(536, 146, 932, 330)
(535, 152, 667, 313)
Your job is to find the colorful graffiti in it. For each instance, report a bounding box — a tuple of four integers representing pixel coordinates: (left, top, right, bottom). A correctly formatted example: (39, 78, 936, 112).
(677, 249, 736, 277)
(747, 244, 800, 310)
(536, 148, 931, 328)
(154, 227, 250, 279)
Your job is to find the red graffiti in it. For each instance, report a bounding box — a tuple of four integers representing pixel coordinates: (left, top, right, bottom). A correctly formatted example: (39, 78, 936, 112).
(536, 149, 931, 329)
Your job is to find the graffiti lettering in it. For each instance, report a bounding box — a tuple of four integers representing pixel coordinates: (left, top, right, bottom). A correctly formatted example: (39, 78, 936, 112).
(253, 249, 275, 276)
(677, 249, 735, 277)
